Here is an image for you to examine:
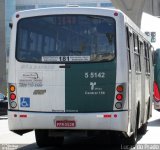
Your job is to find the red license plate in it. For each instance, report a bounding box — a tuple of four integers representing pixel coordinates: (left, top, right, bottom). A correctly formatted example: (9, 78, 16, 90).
(56, 120, 76, 127)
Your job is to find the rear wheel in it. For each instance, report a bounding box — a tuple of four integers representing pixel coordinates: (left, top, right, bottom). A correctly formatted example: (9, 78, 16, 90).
(138, 122, 148, 135)
(35, 130, 64, 148)
(127, 124, 138, 145)
(125, 107, 139, 145)
(139, 101, 150, 135)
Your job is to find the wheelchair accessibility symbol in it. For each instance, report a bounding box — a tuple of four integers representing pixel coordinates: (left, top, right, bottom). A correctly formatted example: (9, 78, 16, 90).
(20, 97, 30, 107)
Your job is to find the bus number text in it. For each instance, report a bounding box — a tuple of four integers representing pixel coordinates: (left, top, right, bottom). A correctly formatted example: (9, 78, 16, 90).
(84, 72, 105, 79)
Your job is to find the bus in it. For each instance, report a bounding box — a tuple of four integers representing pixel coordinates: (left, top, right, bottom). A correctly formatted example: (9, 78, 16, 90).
(141, 13, 160, 112)
(154, 48, 160, 111)
(8, 7, 153, 147)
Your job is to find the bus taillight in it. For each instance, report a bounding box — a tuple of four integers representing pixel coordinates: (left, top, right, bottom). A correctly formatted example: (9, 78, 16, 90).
(10, 85, 15, 92)
(10, 101, 17, 108)
(114, 84, 126, 110)
(8, 83, 18, 109)
(10, 93, 16, 101)
(116, 85, 123, 92)
(115, 102, 122, 109)
(154, 81, 160, 102)
(116, 94, 123, 101)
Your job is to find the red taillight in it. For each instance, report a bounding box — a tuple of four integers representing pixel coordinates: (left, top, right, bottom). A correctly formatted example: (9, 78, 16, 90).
(116, 94, 123, 101)
(154, 82, 160, 102)
(10, 93, 16, 100)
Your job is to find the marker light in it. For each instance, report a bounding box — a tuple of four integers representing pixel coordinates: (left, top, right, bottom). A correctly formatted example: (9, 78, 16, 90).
(16, 14, 20, 18)
(114, 12, 118, 16)
(10, 93, 16, 100)
(114, 114, 118, 118)
(10, 85, 15, 92)
(116, 94, 123, 101)
(116, 85, 123, 92)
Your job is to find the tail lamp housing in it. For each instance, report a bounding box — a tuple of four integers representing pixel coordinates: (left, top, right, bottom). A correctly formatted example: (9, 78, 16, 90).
(9, 83, 18, 109)
(114, 83, 126, 110)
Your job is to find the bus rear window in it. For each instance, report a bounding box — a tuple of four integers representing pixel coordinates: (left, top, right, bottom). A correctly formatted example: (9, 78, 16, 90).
(16, 15, 116, 63)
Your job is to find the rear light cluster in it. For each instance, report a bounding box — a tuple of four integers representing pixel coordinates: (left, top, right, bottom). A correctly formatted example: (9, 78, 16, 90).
(115, 85, 124, 109)
(9, 84, 17, 108)
(154, 82, 160, 102)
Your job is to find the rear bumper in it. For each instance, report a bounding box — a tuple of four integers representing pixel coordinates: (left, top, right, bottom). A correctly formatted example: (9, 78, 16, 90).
(8, 110, 128, 132)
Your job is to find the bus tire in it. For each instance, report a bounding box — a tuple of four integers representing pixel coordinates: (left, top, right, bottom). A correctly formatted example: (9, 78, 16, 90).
(138, 100, 150, 135)
(147, 99, 151, 120)
(125, 107, 139, 145)
(35, 130, 64, 147)
(138, 122, 148, 135)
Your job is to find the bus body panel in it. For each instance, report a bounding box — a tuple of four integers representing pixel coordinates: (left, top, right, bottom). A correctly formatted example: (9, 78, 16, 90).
(65, 62, 116, 112)
(16, 63, 65, 112)
(15, 62, 116, 113)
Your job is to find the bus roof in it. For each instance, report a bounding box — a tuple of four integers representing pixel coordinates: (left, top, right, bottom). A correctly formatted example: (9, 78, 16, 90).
(13, 6, 150, 44)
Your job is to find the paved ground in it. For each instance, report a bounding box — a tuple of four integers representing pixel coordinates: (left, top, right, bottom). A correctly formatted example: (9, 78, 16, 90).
(0, 108, 160, 150)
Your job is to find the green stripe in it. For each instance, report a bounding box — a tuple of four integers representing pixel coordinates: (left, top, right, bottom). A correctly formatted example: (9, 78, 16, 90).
(65, 61, 116, 113)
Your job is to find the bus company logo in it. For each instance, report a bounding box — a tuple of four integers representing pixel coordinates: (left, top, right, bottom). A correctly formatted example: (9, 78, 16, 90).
(85, 82, 106, 95)
(90, 82, 96, 90)
(22, 72, 39, 80)
(19, 72, 43, 87)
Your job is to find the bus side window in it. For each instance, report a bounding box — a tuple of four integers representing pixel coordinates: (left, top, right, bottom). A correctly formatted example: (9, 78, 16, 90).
(137, 37, 141, 72)
(147, 44, 151, 73)
(133, 33, 141, 72)
(139, 41, 144, 70)
(126, 26, 131, 70)
(144, 42, 150, 74)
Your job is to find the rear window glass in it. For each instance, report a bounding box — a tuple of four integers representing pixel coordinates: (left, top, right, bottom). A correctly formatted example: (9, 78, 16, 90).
(16, 15, 116, 63)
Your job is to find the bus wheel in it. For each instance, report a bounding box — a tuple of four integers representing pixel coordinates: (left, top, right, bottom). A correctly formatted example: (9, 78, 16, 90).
(126, 108, 139, 145)
(138, 122, 148, 135)
(35, 130, 64, 147)
(138, 101, 150, 135)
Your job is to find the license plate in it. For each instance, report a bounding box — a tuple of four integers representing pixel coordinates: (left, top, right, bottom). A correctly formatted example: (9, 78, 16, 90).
(56, 120, 76, 127)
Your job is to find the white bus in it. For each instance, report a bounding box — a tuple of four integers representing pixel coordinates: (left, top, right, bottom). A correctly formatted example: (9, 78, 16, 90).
(8, 7, 153, 147)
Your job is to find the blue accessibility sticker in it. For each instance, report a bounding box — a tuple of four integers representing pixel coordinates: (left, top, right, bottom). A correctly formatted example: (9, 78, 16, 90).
(20, 97, 30, 107)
